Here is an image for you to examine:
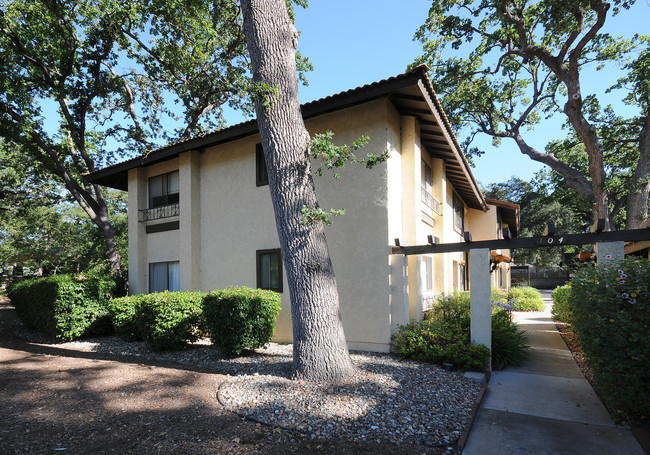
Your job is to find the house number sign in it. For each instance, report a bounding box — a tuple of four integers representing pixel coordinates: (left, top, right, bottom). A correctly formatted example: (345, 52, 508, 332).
(536, 236, 566, 246)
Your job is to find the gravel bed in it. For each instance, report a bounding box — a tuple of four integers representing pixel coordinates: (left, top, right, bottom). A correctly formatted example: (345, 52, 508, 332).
(8, 321, 483, 448)
(217, 352, 482, 447)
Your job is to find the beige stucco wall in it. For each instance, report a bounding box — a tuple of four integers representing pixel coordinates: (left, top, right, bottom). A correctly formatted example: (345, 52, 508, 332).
(128, 159, 182, 295)
(130, 98, 402, 352)
(127, 96, 496, 352)
(466, 205, 513, 290)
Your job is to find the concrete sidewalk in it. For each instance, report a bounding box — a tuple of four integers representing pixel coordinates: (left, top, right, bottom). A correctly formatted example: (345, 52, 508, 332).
(462, 290, 645, 455)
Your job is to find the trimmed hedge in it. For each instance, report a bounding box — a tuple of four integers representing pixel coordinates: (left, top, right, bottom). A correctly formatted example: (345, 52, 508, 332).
(570, 258, 650, 420)
(107, 294, 146, 342)
(507, 286, 545, 311)
(108, 291, 205, 351)
(203, 286, 281, 356)
(551, 284, 573, 324)
(7, 274, 115, 340)
(491, 288, 507, 305)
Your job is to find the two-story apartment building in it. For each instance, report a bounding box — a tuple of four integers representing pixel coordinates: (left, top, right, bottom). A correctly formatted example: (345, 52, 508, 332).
(87, 66, 519, 352)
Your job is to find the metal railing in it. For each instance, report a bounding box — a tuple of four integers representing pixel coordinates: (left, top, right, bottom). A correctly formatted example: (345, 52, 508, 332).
(139, 203, 180, 222)
(421, 187, 441, 215)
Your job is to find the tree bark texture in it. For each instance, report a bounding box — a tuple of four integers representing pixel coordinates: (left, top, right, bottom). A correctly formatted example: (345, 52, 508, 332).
(561, 77, 612, 229)
(240, 0, 355, 383)
(512, 133, 593, 197)
(627, 109, 650, 228)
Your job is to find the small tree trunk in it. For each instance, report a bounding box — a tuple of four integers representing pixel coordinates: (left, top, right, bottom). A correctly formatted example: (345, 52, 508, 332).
(240, 0, 355, 383)
(68, 181, 123, 277)
(97, 212, 122, 277)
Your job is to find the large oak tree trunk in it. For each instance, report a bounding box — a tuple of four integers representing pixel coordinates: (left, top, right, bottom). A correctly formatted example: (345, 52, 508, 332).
(240, 0, 355, 383)
(627, 110, 650, 229)
(563, 77, 613, 230)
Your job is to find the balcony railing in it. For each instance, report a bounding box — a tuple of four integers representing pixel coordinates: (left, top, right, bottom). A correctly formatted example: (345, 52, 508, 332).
(139, 203, 180, 222)
(421, 187, 441, 215)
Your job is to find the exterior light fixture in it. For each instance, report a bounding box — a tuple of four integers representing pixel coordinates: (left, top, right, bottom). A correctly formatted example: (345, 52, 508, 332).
(544, 223, 555, 237)
(578, 251, 592, 261)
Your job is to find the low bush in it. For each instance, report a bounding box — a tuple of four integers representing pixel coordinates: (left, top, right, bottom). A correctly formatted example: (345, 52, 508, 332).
(551, 284, 573, 324)
(391, 317, 490, 371)
(427, 291, 471, 322)
(203, 286, 282, 356)
(108, 291, 205, 351)
(507, 286, 545, 311)
(107, 294, 146, 342)
(7, 274, 115, 340)
(491, 288, 507, 305)
(392, 292, 528, 371)
(570, 258, 650, 420)
(491, 308, 529, 369)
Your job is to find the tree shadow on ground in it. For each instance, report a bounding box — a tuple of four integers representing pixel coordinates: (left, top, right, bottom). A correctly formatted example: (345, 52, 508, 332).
(0, 300, 461, 454)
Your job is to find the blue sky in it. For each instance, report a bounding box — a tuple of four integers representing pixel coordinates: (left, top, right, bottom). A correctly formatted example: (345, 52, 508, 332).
(285, 0, 650, 187)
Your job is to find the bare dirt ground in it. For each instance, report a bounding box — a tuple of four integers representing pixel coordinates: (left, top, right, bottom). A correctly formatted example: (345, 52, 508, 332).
(0, 300, 453, 455)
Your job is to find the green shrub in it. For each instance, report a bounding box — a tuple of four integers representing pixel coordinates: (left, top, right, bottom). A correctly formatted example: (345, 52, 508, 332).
(491, 309, 529, 369)
(551, 284, 573, 324)
(393, 292, 528, 371)
(7, 274, 115, 340)
(115, 291, 205, 351)
(491, 288, 507, 305)
(107, 294, 146, 342)
(507, 286, 545, 311)
(570, 258, 650, 420)
(202, 286, 282, 356)
(391, 317, 490, 371)
(427, 291, 471, 322)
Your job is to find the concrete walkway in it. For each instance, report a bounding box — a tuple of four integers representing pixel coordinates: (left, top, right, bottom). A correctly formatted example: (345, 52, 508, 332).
(462, 290, 645, 455)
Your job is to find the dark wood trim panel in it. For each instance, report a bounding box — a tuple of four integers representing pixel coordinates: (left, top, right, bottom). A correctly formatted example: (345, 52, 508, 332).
(392, 228, 650, 256)
(146, 221, 180, 234)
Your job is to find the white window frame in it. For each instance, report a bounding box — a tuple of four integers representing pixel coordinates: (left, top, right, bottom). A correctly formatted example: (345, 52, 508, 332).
(149, 261, 180, 293)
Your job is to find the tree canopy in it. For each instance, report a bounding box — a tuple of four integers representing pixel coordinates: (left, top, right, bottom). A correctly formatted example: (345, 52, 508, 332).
(413, 0, 649, 229)
(483, 175, 585, 265)
(0, 140, 127, 276)
(0, 0, 252, 274)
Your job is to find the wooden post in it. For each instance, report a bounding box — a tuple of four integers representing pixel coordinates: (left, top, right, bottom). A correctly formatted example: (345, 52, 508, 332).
(470, 248, 492, 369)
(595, 241, 625, 265)
(390, 254, 411, 334)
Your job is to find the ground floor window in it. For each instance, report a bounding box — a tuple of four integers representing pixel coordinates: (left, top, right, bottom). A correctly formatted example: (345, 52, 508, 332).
(149, 261, 180, 293)
(257, 249, 282, 292)
(424, 256, 433, 290)
(459, 262, 467, 291)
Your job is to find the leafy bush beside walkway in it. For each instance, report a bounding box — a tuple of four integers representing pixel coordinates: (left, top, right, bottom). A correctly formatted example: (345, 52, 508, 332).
(570, 258, 650, 420)
(391, 291, 529, 371)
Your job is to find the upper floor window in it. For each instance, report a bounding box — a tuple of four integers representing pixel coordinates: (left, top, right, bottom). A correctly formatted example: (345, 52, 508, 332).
(149, 171, 179, 208)
(422, 160, 432, 193)
(453, 193, 464, 233)
(497, 212, 503, 239)
(256, 143, 269, 186)
(421, 160, 440, 214)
